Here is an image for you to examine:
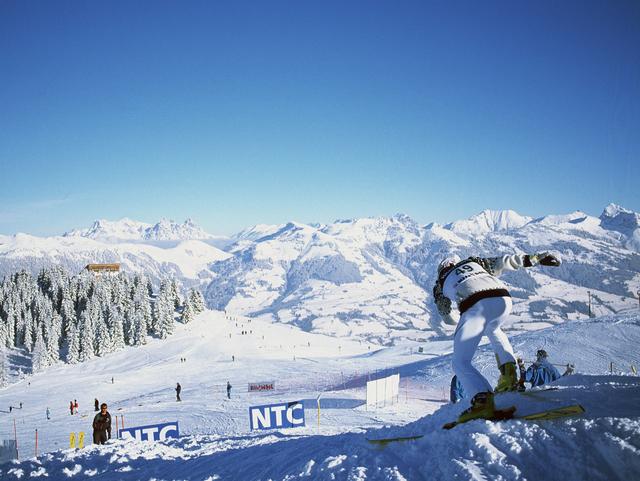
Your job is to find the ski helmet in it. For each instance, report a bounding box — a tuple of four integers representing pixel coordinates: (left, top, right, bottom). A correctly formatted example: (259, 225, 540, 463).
(438, 255, 461, 275)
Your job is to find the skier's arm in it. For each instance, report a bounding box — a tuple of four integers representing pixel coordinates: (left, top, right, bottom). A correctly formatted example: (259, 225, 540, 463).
(480, 252, 561, 277)
(107, 416, 111, 438)
(433, 283, 460, 325)
(524, 365, 534, 384)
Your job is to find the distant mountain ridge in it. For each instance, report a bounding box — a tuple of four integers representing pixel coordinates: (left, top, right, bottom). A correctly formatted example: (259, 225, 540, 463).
(64, 217, 222, 242)
(1, 205, 639, 344)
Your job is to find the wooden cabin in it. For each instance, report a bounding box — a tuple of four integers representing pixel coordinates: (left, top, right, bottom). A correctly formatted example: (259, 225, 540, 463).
(85, 263, 120, 273)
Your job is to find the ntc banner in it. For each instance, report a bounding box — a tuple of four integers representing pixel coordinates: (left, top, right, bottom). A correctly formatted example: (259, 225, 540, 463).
(119, 422, 180, 442)
(249, 401, 305, 430)
(248, 381, 275, 392)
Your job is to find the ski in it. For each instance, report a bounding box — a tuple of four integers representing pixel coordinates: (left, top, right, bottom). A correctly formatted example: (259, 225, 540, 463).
(367, 434, 424, 446)
(519, 404, 585, 421)
(443, 406, 516, 430)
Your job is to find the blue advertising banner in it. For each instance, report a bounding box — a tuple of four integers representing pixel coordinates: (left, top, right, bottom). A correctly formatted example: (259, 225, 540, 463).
(119, 421, 180, 442)
(249, 401, 305, 430)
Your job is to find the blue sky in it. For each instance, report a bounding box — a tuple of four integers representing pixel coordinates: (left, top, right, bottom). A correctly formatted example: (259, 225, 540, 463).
(1, 1, 638, 236)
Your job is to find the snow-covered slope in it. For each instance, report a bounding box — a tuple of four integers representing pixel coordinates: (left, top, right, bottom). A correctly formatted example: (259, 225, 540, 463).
(1, 311, 639, 480)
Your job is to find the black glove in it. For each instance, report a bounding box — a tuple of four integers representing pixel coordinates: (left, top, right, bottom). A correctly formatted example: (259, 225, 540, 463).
(529, 252, 561, 267)
(538, 254, 561, 266)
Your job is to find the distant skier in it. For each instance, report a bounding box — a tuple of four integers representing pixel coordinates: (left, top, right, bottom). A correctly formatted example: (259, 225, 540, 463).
(226, 381, 232, 399)
(73, 400, 78, 414)
(176, 383, 182, 402)
(69, 401, 74, 415)
(524, 350, 561, 387)
(92, 403, 111, 445)
(450, 375, 465, 403)
(46, 407, 50, 420)
(433, 252, 561, 424)
(95, 398, 99, 412)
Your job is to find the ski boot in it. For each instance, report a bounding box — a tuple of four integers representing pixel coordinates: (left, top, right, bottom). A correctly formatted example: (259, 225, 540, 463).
(443, 391, 515, 429)
(495, 362, 518, 393)
(457, 391, 496, 423)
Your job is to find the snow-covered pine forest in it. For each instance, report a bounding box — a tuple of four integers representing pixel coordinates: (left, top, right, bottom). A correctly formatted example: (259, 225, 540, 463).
(0, 268, 205, 384)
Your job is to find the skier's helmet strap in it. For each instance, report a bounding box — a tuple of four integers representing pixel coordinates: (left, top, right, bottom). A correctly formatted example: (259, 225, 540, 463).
(438, 255, 461, 275)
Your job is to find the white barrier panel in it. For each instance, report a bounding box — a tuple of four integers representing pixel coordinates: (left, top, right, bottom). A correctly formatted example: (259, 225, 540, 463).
(0, 439, 18, 464)
(366, 373, 400, 408)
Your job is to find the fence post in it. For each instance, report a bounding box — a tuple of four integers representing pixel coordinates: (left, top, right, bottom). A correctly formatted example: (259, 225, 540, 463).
(35, 429, 38, 457)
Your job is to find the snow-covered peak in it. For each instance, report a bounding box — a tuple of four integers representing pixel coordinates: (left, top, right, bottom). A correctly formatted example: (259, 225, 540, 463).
(143, 218, 215, 241)
(599, 203, 640, 230)
(601, 203, 634, 219)
(445, 209, 532, 236)
(64, 218, 151, 241)
(64, 218, 219, 242)
(599, 204, 640, 251)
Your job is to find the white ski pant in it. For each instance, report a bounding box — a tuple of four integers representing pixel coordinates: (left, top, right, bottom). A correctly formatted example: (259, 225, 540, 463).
(452, 296, 516, 399)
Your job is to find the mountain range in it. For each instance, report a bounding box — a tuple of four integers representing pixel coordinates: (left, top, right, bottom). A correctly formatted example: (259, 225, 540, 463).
(1, 205, 639, 344)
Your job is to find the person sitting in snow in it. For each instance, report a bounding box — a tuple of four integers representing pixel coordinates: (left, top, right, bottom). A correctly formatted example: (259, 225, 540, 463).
(433, 252, 561, 424)
(450, 375, 465, 403)
(524, 349, 561, 387)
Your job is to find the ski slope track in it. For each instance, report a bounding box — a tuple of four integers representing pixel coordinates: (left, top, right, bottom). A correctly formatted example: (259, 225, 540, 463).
(1, 311, 639, 480)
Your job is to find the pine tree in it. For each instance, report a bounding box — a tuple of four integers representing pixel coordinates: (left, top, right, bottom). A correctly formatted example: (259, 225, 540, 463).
(32, 327, 49, 372)
(189, 289, 206, 313)
(94, 317, 111, 357)
(154, 284, 174, 339)
(170, 280, 181, 309)
(181, 297, 195, 324)
(0, 349, 7, 387)
(131, 310, 147, 346)
(66, 323, 80, 364)
(78, 312, 95, 362)
(107, 309, 125, 351)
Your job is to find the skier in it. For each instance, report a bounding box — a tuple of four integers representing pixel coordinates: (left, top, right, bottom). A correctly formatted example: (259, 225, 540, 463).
(450, 375, 465, 403)
(92, 403, 111, 445)
(524, 350, 561, 387)
(226, 381, 232, 399)
(69, 401, 74, 415)
(433, 252, 561, 424)
(74, 400, 78, 414)
(176, 383, 182, 402)
(46, 407, 50, 420)
(94, 398, 99, 412)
